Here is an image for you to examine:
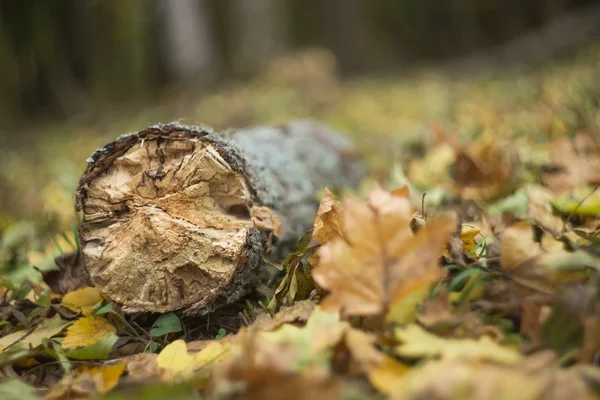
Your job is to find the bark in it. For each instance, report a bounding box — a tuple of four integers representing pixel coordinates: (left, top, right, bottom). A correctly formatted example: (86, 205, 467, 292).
(76, 120, 363, 315)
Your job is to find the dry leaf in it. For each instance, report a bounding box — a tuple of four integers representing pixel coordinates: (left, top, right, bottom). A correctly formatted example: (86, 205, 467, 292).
(61, 287, 103, 316)
(312, 188, 345, 244)
(62, 316, 117, 350)
(389, 359, 547, 400)
(45, 362, 126, 400)
(313, 187, 456, 321)
(252, 300, 316, 332)
(125, 353, 161, 380)
(251, 206, 282, 236)
(453, 136, 517, 199)
(0, 316, 70, 354)
(367, 355, 409, 395)
(543, 133, 600, 193)
(156, 339, 229, 380)
(393, 324, 522, 365)
(500, 221, 542, 272)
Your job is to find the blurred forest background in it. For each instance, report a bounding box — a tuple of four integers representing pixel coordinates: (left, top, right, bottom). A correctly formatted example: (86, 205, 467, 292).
(1, 0, 600, 226)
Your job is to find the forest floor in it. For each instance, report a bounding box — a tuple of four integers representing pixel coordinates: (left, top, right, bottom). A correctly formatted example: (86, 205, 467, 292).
(1, 44, 600, 399)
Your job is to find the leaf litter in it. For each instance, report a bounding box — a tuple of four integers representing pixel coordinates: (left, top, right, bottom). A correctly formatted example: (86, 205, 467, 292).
(3, 52, 600, 399)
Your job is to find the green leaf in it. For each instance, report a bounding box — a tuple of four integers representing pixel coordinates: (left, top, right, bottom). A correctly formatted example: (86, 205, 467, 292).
(94, 302, 113, 316)
(448, 268, 483, 292)
(150, 312, 182, 337)
(488, 188, 528, 216)
(64, 332, 119, 360)
(215, 328, 226, 340)
(552, 197, 600, 217)
(145, 342, 160, 353)
(0, 379, 41, 400)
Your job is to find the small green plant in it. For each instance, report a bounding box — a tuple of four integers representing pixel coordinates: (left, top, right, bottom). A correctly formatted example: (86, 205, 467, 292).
(215, 328, 226, 340)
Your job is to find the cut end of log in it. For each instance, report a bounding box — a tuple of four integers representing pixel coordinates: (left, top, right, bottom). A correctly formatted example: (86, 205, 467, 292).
(79, 129, 261, 314)
(77, 121, 364, 315)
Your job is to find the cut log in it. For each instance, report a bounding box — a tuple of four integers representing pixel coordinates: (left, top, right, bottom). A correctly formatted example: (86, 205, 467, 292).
(76, 120, 363, 315)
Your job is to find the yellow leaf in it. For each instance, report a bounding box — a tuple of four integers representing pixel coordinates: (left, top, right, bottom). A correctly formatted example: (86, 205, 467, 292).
(0, 316, 70, 354)
(367, 356, 409, 395)
(388, 359, 548, 400)
(157, 339, 228, 380)
(61, 287, 103, 316)
(460, 226, 481, 256)
(393, 324, 521, 365)
(312, 188, 345, 245)
(62, 316, 116, 350)
(192, 341, 229, 365)
(45, 362, 126, 399)
(313, 187, 457, 320)
(157, 340, 193, 374)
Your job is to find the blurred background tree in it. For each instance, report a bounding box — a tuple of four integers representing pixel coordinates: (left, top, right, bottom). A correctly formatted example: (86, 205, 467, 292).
(1, 0, 599, 126)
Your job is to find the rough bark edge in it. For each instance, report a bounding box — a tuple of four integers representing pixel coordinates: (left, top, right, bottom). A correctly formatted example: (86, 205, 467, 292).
(75, 122, 258, 212)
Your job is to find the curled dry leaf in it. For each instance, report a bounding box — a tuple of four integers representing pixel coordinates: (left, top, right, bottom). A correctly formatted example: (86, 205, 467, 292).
(252, 300, 316, 332)
(499, 221, 590, 297)
(250, 206, 282, 237)
(313, 187, 457, 322)
(312, 188, 345, 245)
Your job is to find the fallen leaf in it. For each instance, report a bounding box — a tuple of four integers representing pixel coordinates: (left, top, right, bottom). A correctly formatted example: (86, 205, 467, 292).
(251, 206, 282, 236)
(156, 339, 229, 380)
(543, 133, 600, 193)
(267, 232, 316, 313)
(393, 324, 521, 364)
(312, 188, 345, 244)
(62, 316, 117, 350)
(45, 362, 126, 400)
(208, 318, 341, 400)
(367, 355, 409, 395)
(0, 316, 70, 355)
(252, 300, 316, 331)
(61, 287, 102, 316)
(499, 221, 591, 297)
(408, 143, 456, 188)
(125, 353, 160, 380)
(453, 136, 518, 200)
(313, 187, 456, 323)
(150, 312, 182, 337)
(260, 307, 347, 372)
(460, 226, 481, 256)
(64, 332, 119, 360)
(0, 379, 40, 400)
(389, 359, 548, 400)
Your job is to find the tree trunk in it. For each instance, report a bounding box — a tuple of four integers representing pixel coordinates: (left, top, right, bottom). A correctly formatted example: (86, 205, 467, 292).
(156, 0, 217, 84)
(76, 120, 363, 315)
(229, 0, 288, 76)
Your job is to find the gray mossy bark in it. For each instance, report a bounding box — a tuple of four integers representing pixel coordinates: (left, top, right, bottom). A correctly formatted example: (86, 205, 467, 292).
(76, 120, 363, 316)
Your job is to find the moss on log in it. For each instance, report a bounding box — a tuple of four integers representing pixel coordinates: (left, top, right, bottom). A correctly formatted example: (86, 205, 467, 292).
(76, 120, 363, 315)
